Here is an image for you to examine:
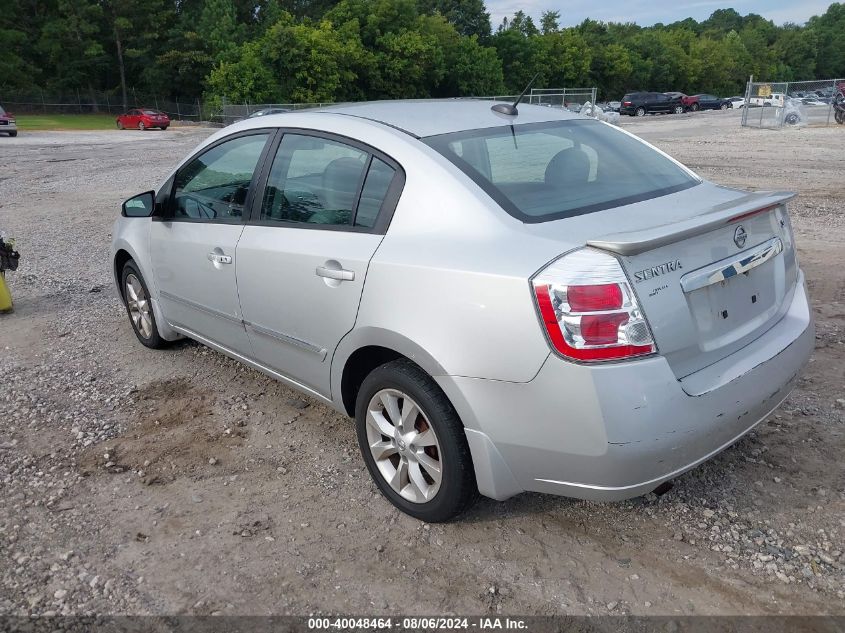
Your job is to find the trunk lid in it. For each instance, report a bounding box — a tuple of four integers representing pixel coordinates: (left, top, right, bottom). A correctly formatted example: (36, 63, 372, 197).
(587, 190, 799, 378)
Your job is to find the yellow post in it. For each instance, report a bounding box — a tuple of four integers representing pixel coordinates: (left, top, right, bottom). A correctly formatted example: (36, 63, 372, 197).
(0, 271, 12, 314)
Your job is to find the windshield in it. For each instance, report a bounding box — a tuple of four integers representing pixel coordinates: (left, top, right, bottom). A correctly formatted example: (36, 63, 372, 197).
(142, 110, 163, 115)
(424, 119, 699, 223)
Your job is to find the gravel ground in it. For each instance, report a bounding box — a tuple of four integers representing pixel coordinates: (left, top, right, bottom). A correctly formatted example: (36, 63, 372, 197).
(0, 112, 843, 617)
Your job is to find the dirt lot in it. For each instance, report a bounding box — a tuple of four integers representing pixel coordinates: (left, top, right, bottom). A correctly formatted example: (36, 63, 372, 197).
(1, 111, 843, 617)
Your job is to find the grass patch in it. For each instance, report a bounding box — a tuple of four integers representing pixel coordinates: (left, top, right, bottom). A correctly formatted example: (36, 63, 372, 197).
(15, 114, 117, 131)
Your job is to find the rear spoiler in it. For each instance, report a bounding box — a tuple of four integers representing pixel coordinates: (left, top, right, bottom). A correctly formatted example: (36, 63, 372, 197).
(587, 190, 797, 256)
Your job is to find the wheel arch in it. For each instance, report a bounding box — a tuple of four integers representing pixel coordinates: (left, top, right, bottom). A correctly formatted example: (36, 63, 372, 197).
(111, 238, 181, 341)
(332, 331, 521, 502)
(113, 248, 134, 300)
(332, 327, 449, 417)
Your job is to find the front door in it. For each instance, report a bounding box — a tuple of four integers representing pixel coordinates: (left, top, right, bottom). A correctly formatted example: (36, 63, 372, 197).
(236, 132, 403, 397)
(150, 131, 273, 354)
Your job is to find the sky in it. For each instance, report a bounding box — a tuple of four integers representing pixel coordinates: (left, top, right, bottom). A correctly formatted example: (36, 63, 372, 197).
(485, 0, 835, 30)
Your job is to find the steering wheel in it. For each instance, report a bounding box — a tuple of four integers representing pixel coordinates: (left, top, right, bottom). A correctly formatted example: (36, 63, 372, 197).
(178, 194, 217, 219)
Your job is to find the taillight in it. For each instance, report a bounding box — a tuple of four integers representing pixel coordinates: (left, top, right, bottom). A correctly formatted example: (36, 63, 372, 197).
(531, 248, 655, 362)
(622, 101, 632, 106)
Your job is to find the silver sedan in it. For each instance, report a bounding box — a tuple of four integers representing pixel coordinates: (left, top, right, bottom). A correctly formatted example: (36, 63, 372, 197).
(111, 100, 813, 521)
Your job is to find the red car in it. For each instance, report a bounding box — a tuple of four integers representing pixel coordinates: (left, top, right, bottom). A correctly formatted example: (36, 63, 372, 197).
(116, 108, 170, 131)
(664, 92, 698, 111)
(0, 105, 17, 137)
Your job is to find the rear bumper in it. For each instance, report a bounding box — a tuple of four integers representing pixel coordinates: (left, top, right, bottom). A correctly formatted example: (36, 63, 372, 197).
(0, 121, 17, 132)
(440, 274, 814, 501)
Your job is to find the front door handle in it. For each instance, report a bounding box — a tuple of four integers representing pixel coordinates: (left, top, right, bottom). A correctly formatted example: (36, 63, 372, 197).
(316, 266, 354, 281)
(207, 252, 233, 265)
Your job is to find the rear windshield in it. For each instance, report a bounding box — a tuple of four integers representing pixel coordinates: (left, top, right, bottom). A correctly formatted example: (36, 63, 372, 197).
(142, 110, 163, 115)
(424, 119, 699, 223)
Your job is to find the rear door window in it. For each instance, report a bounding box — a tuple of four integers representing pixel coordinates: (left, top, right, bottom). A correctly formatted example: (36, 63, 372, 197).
(258, 134, 399, 230)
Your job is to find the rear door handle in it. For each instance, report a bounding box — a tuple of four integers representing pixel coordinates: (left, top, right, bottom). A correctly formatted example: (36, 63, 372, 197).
(207, 252, 233, 265)
(316, 266, 354, 281)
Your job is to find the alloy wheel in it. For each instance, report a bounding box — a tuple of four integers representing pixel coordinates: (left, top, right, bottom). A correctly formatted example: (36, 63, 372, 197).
(125, 273, 153, 339)
(365, 388, 443, 503)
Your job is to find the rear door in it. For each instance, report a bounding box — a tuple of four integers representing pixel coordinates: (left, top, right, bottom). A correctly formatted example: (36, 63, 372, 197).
(236, 131, 404, 397)
(150, 130, 273, 354)
(652, 93, 671, 112)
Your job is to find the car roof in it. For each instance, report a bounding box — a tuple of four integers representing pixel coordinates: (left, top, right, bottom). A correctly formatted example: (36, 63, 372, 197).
(311, 99, 582, 138)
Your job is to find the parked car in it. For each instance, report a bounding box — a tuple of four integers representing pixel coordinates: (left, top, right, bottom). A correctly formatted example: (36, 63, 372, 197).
(0, 105, 17, 137)
(607, 100, 621, 112)
(248, 108, 290, 118)
(748, 92, 785, 108)
(111, 100, 813, 521)
(621, 92, 685, 116)
(727, 96, 746, 109)
(116, 108, 170, 130)
(691, 94, 732, 110)
(664, 92, 696, 111)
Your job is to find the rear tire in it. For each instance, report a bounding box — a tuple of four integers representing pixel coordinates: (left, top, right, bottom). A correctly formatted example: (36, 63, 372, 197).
(720, 103, 729, 110)
(691, 103, 700, 112)
(8, 131, 17, 137)
(120, 261, 168, 349)
(138, 121, 146, 131)
(673, 105, 684, 115)
(160, 126, 168, 131)
(355, 359, 478, 522)
(635, 107, 646, 117)
(116, 120, 124, 130)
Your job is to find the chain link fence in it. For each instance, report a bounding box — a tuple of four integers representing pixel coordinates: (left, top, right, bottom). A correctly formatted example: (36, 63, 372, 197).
(218, 89, 600, 126)
(218, 100, 330, 126)
(741, 78, 845, 128)
(0, 89, 205, 121)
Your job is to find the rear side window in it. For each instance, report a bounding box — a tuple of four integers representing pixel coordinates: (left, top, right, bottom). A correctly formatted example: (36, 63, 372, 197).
(356, 158, 396, 228)
(258, 134, 398, 230)
(424, 119, 699, 223)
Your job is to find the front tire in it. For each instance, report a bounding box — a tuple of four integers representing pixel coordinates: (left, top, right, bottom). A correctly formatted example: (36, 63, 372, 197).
(673, 105, 684, 115)
(691, 103, 700, 112)
(138, 121, 146, 131)
(117, 120, 124, 130)
(355, 359, 477, 522)
(120, 261, 168, 349)
(635, 107, 646, 117)
(8, 131, 17, 137)
(720, 103, 729, 110)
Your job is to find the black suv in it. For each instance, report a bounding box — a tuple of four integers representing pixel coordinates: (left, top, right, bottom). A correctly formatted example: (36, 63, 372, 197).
(620, 92, 685, 117)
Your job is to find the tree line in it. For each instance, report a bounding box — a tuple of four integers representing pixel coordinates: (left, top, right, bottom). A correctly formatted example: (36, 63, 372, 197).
(1, 0, 844, 108)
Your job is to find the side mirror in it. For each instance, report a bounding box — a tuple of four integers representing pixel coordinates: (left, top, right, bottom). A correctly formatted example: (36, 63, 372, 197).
(122, 191, 155, 217)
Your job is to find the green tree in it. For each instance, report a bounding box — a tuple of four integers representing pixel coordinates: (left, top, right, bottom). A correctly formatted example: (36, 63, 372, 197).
(38, 0, 106, 102)
(491, 27, 544, 93)
(809, 3, 845, 78)
(540, 10, 560, 35)
(418, 14, 503, 95)
(540, 29, 591, 87)
(198, 0, 242, 62)
(418, 0, 491, 39)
